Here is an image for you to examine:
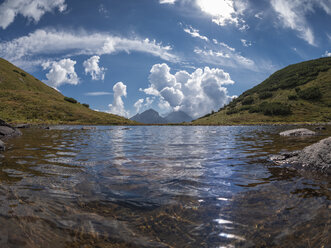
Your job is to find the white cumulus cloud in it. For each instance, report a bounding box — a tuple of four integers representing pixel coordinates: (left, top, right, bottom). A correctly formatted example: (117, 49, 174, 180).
(0, 0, 66, 29)
(42, 58, 78, 89)
(134, 99, 145, 113)
(83, 55, 106, 80)
(0, 29, 179, 68)
(183, 25, 209, 41)
(142, 63, 235, 118)
(108, 82, 129, 117)
(160, 0, 177, 4)
(324, 51, 331, 57)
(241, 39, 252, 47)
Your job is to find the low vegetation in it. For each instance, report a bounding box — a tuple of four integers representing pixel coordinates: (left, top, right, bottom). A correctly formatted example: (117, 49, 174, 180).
(193, 57, 331, 125)
(0, 58, 136, 125)
(64, 97, 78, 104)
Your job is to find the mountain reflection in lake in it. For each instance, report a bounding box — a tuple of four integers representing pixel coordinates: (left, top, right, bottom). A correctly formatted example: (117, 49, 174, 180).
(0, 126, 330, 247)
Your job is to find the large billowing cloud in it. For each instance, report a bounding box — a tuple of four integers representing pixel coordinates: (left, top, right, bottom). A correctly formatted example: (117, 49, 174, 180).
(0, 0, 66, 29)
(108, 82, 129, 117)
(271, 0, 331, 46)
(42, 58, 78, 89)
(142, 63, 235, 118)
(83, 55, 106, 80)
(0, 29, 179, 68)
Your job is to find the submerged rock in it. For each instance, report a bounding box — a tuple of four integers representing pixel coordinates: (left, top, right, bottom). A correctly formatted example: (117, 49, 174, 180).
(0, 140, 4, 151)
(271, 137, 331, 174)
(81, 126, 96, 130)
(279, 128, 316, 136)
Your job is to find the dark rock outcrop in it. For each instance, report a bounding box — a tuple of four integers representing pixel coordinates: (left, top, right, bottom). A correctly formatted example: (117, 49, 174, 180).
(270, 137, 331, 174)
(0, 119, 22, 151)
(279, 128, 316, 136)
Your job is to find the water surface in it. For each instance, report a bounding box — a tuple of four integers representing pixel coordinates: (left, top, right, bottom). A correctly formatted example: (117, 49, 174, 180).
(0, 125, 330, 247)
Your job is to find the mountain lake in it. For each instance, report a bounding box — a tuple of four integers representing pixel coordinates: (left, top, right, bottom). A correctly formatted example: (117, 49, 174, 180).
(0, 125, 330, 247)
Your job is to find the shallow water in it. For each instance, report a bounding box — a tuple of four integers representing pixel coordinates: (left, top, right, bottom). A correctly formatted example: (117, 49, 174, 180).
(0, 125, 330, 247)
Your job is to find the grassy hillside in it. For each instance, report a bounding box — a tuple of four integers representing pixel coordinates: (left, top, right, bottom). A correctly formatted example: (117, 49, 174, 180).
(0, 58, 136, 125)
(193, 57, 331, 125)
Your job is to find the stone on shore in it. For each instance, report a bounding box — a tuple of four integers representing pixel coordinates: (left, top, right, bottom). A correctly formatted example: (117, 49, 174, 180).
(279, 128, 316, 136)
(270, 136, 331, 174)
(0, 119, 22, 141)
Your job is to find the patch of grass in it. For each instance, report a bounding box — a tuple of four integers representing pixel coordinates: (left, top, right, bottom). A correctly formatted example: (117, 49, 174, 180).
(0, 58, 136, 125)
(192, 57, 331, 125)
(82, 103, 89, 108)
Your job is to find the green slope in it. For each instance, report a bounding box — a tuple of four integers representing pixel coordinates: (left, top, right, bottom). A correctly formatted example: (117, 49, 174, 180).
(0, 58, 136, 125)
(193, 57, 331, 125)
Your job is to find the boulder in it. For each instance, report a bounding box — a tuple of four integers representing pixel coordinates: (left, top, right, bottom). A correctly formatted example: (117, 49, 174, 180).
(279, 128, 316, 136)
(0, 119, 22, 140)
(270, 137, 331, 174)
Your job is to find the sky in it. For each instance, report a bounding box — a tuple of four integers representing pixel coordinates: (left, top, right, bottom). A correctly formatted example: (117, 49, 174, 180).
(0, 0, 330, 119)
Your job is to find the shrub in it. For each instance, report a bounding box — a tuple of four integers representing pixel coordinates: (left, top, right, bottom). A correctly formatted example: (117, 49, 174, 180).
(240, 105, 251, 111)
(295, 87, 301, 93)
(226, 108, 239, 115)
(64, 97, 78, 104)
(20, 72, 26, 77)
(82, 103, 89, 108)
(298, 86, 322, 100)
(288, 95, 298, 100)
(13, 69, 20, 73)
(259, 92, 273, 99)
(257, 102, 291, 116)
(242, 96, 254, 105)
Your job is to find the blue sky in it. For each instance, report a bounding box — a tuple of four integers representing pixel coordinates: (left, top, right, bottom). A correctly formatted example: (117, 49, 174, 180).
(0, 0, 330, 118)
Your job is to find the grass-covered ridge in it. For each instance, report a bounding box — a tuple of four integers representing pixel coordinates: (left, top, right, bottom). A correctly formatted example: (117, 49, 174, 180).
(193, 57, 331, 125)
(0, 58, 136, 125)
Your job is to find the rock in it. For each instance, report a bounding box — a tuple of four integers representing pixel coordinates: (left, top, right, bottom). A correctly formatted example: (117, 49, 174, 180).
(0, 119, 22, 140)
(81, 126, 96, 130)
(279, 128, 316, 136)
(0, 140, 5, 151)
(270, 136, 331, 174)
(14, 124, 30, 129)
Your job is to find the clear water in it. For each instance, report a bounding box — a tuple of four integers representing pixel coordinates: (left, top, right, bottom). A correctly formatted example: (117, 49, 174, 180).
(0, 126, 330, 247)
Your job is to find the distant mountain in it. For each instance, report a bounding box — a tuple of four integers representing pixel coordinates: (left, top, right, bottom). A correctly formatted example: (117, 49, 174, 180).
(164, 110, 193, 123)
(0, 58, 135, 125)
(194, 57, 331, 125)
(130, 109, 193, 124)
(130, 109, 167, 124)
